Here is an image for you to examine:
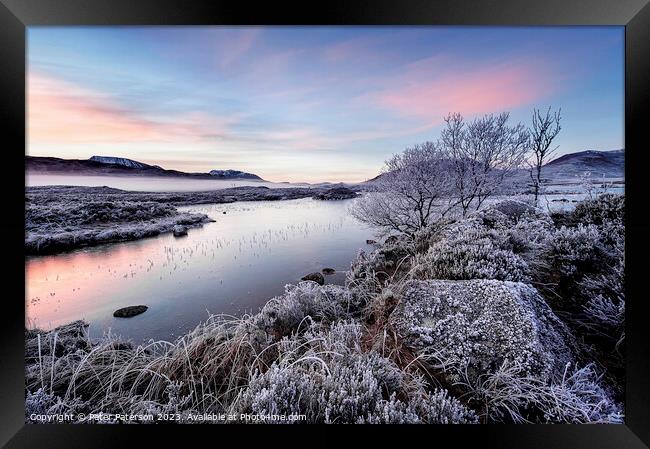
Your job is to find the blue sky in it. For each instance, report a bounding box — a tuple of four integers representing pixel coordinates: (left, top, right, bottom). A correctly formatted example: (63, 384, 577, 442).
(28, 26, 624, 182)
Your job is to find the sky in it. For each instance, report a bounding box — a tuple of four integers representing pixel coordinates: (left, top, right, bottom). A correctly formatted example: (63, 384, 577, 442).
(27, 26, 624, 183)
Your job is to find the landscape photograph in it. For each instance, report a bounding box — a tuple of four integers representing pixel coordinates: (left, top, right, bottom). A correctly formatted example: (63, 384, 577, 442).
(25, 26, 625, 424)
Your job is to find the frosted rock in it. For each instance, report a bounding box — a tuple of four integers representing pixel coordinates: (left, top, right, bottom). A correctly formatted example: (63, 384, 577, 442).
(172, 225, 188, 237)
(394, 279, 576, 382)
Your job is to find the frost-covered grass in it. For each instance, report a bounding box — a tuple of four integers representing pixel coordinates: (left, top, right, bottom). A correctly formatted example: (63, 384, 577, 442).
(26, 185, 345, 207)
(25, 198, 213, 255)
(25, 194, 625, 424)
(459, 361, 623, 423)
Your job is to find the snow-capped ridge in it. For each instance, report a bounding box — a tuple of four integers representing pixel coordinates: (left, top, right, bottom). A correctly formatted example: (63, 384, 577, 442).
(89, 156, 156, 169)
(209, 169, 261, 180)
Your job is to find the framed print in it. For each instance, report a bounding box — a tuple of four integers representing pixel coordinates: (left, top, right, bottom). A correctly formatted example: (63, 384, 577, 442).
(1, 0, 649, 447)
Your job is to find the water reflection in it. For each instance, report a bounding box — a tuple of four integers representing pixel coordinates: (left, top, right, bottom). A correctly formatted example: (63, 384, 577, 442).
(25, 198, 372, 342)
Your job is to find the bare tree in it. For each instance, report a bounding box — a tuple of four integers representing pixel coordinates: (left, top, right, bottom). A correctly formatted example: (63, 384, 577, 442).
(441, 112, 529, 217)
(528, 107, 562, 206)
(354, 111, 530, 236)
(351, 142, 454, 236)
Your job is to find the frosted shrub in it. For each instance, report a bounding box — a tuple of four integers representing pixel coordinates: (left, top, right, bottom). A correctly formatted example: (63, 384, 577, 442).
(409, 201, 559, 283)
(413, 214, 529, 282)
(538, 219, 624, 343)
(255, 282, 359, 337)
(348, 249, 390, 289)
(545, 224, 607, 278)
(347, 243, 413, 296)
(362, 389, 478, 424)
(240, 353, 393, 423)
(416, 236, 529, 282)
(472, 203, 554, 254)
(507, 210, 554, 253)
(578, 256, 625, 348)
(570, 193, 624, 227)
(536, 195, 624, 340)
(472, 207, 514, 233)
(237, 321, 477, 424)
(542, 364, 623, 423)
(411, 218, 456, 253)
(25, 388, 91, 422)
(583, 293, 625, 332)
(25, 389, 58, 419)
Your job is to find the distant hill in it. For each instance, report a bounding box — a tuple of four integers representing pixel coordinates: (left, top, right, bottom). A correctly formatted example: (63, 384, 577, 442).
(365, 149, 624, 184)
(542, 149, 624, 180)
(26, 156, 264, 181)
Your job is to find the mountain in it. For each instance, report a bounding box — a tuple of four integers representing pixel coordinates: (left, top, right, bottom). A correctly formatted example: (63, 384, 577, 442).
(26, 156, 264, 181)
(208, 169, 261, 180)
(542, 149, 624, 179)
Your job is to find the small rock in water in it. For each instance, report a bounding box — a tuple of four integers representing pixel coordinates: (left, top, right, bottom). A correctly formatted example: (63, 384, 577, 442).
(301, 272, 325, 285)
(366, 239, 377, 245)
(173, 225, 188, 237)
(322, 268, 336, 275)
(113, 305, 148, 318)
(222, 211, 227, 214)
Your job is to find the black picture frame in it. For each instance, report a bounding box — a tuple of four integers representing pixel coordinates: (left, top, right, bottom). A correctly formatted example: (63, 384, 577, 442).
(1, 0, 648, 447)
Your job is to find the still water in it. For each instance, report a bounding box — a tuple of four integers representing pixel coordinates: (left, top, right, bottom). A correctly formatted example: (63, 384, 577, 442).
(25, 198, 374, 343)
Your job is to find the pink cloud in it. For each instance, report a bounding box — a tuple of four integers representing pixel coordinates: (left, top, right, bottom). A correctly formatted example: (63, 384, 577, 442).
(28, 73, 236, 145)
(367, 58, 558, 127)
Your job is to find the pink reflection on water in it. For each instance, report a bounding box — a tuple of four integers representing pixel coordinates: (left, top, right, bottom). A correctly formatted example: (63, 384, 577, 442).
(25, 238, 164, 329)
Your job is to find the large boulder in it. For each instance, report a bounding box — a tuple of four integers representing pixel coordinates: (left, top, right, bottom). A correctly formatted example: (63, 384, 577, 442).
(393, 279, 576, 383)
